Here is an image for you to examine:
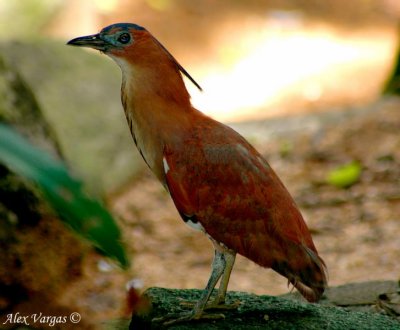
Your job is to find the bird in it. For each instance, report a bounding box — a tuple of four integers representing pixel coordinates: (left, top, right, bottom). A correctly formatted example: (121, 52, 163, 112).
(67, 23, 327, 324)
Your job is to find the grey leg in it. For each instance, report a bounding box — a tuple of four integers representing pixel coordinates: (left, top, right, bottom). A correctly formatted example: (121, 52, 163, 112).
(155, 240, 239, 326)
(214, 250, 236, 305)
(191, 249, 227, 317)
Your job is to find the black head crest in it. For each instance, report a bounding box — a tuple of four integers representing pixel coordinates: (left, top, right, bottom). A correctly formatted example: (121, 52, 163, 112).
(152, 37, 203, 92)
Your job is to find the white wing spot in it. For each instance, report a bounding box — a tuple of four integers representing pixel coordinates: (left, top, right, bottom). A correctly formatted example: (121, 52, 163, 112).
(163, 157, 170, 174)
(186, 219, 205, 232)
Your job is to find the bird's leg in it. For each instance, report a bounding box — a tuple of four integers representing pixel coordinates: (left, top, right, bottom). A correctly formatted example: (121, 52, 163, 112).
(185, 249, 227, 315)
(155, 249, 228, 325)
(206, 248, 239, 308)
(180, 243, 239, 311)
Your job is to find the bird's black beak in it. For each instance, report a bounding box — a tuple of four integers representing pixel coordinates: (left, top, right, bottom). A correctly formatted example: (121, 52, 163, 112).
(67, 33, 107, 51)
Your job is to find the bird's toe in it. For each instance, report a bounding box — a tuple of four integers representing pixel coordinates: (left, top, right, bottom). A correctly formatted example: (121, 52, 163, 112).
(206, 299, 241, 310)
(153, 310, 225, 326)
(179, 298, 241, 311)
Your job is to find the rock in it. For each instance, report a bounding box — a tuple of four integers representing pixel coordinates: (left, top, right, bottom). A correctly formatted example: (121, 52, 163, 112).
(377, 291, 400, 317)
(130, 287, 400, 329)
(0, 55, 61, 157)
(0, 40, 143, 193)
(323, 281, 399, 311)
(283, 280, 400, 316)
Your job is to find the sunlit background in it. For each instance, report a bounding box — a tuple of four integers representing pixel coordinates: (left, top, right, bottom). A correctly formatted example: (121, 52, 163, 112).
(1, 0, 398, 121)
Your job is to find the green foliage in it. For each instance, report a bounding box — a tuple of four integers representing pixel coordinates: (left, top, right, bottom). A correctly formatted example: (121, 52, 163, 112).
(279, 140, 293, 158)
(326, 161, 362, 189)
(0, 123, 129, 268)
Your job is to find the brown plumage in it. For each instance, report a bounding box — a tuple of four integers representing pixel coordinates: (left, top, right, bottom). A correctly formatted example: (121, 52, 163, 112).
(163, 115, 326, 302)
(68, 23, 327, 323)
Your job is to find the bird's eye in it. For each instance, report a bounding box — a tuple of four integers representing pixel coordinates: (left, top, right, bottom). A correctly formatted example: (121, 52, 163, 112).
(118, 33, 131, 44)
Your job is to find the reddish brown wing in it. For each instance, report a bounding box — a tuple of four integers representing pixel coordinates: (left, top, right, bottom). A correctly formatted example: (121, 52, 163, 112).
(163, 116, 327, 301)
(164, 118, 315, 261)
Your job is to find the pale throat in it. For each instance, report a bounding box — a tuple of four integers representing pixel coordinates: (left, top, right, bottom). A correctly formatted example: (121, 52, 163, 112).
(110, 55, 132, 79)
(110, 55, 172, 180)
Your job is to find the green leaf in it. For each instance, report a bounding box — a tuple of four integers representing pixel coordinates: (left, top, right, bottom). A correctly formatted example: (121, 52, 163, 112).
(326, 161, 362, 189)
(0, 123, 129, 268)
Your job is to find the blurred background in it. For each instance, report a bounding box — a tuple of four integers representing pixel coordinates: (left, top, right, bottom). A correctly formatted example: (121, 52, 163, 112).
(0, 0, 399, 328)
(1, 0, 399, 121)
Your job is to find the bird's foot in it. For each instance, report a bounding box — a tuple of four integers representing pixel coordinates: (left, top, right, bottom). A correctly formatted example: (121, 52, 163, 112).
(153, 297, 239, 326)
(179, 298, 241, 311)
(153, 309, 225, 327)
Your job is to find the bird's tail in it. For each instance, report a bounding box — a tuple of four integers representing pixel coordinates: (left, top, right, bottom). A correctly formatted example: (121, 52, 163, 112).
(273, 244, 327, 302)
